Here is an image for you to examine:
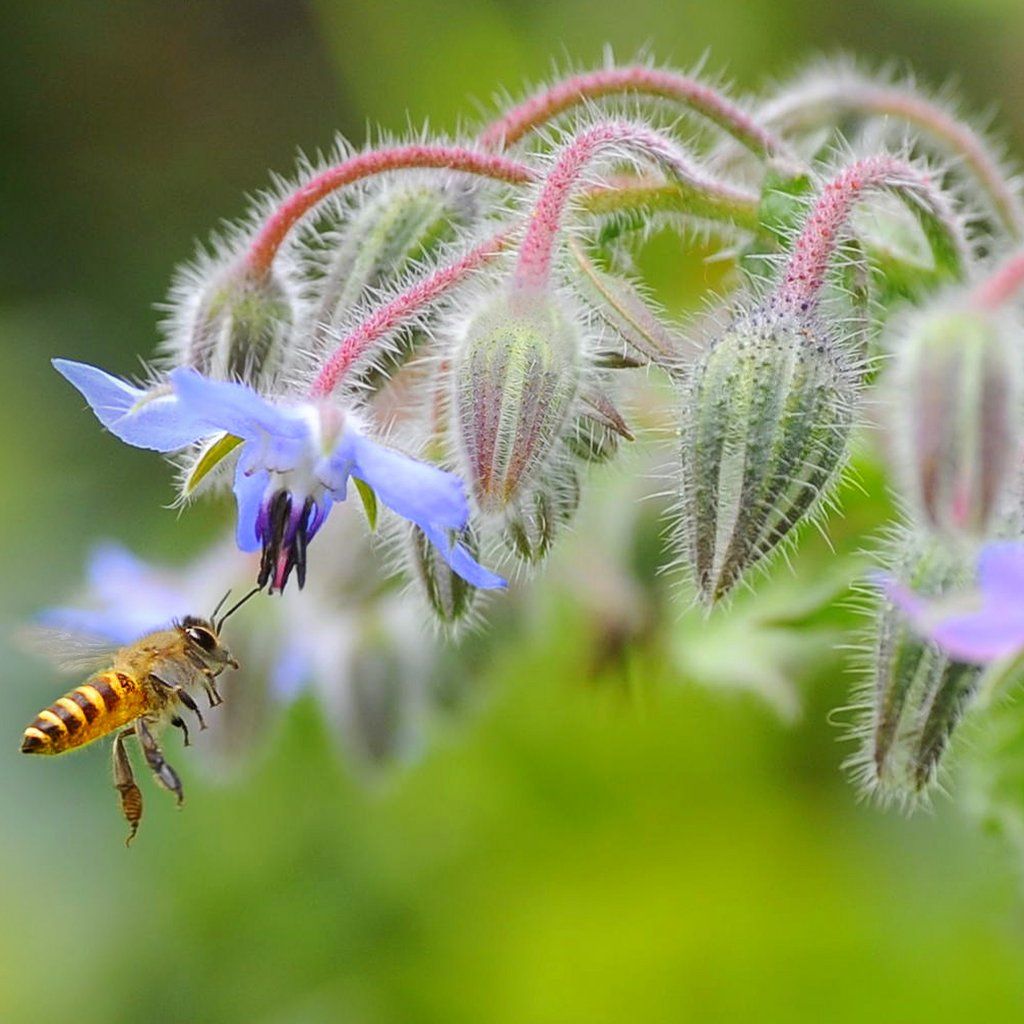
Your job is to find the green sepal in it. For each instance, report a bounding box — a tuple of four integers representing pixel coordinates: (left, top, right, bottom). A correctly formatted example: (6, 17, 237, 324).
(354, 478, 379, 531)
(184, 432, 244, 495)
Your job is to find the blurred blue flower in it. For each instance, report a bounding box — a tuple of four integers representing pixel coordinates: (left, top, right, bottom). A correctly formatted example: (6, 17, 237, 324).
(882, 541, 1024, 663)
(53, 359, 505, 594)
(40, 542, 195, 644)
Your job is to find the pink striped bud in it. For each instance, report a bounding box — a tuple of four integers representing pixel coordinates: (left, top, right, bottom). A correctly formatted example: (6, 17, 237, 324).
(453, 290, 582, 514)
(885, 300, 1022, 537)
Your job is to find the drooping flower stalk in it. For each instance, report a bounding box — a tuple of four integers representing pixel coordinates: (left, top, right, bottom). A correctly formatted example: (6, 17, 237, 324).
(777, 154, 968, 311)
(244, 146, 533, 279)
(972, 249, 1024, 310)
(761, 68, 1024, 240)
(310, 230, 513, 397)
(513, 120, 733, 293)
(479, 65, 796, 169)
(578, 174, 761, 232)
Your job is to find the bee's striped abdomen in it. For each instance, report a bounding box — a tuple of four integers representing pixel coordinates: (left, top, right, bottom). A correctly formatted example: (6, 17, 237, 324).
(21, 671, 146, 755)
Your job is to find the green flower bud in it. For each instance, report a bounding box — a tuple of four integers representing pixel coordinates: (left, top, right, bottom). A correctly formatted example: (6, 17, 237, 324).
(885, 301, 1022, 538)
(184, 264, 294, 385)
(503, 468, 581, 563)
(314, 183, 455, 336)
(453, 290, 582, 514)
(853, 530, 982, 800)
(679, 302, 857, 603)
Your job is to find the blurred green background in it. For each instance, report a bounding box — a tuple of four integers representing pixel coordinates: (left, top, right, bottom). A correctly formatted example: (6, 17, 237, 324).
(5, 1, 1024, 1021)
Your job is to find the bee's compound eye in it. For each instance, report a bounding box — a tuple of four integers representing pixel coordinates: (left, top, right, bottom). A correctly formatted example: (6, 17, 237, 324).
(186, 626, 217, 652)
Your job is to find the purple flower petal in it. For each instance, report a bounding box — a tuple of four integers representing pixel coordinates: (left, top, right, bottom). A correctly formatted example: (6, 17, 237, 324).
(53, 359, 208, 451)
(927, 607, 1024, 663)
(234, 463, 270, 553)
(978, 542, 1024, 601)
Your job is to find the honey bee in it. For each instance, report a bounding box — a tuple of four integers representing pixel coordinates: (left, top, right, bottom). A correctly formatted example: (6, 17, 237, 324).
(20, 588, 259, 845)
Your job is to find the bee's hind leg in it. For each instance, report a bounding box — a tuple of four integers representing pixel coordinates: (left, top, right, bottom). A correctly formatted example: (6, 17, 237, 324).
(112, 728, 143, 847)
(135, 717, 184, 806)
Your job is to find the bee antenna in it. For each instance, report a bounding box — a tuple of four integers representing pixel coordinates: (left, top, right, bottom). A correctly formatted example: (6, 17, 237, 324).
(216, 586, 262, 632)
(210, 588, 233, 622)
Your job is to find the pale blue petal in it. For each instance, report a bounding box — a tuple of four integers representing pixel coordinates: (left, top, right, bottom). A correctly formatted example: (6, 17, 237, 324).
(53, 359, 208, 451)
(234, 462, 270, 552)
(978, 542, 1024, 601)
(343, 433, 469, 530)
(170, 368, 308, 448)
(421, 523, 507, 590)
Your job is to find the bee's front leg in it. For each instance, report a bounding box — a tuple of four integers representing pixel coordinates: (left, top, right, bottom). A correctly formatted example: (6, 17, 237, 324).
(150, 674, 207, 731)
(184, 652, 225, 707)
(135, 717, 184, 806)
(112, 728, 142, 847)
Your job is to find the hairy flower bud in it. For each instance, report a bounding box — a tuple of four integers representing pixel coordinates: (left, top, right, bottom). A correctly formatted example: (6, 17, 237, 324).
(313, 183, 456, 341)
(885, 301, 1022, 537)
(679, 302, 856, 603)
(178, 263, 295, 385)
(504, 468, 581, 563)
(852, 531, 982, 800)
(453, 290, 582, 514)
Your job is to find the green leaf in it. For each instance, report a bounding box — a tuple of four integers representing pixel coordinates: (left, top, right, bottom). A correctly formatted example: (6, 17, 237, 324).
(185, 433, 244, 495)
(354, 477, 378, 531)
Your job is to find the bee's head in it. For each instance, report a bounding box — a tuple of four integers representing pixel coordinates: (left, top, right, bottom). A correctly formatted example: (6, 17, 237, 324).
(180, 615, 239, 670)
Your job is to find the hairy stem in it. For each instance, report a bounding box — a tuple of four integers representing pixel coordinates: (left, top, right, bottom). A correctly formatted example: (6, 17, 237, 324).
(777, 155, 968, 310)
(579, 174, 761, 232)
(514, 120, 740, 291)
(762, 74, 1024, 240)
(480, 65, 795, 168)
(245, 146, 533, 278)
(310, 230, 511, 397)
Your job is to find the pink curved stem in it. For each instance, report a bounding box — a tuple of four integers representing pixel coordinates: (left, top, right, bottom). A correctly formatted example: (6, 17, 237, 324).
(973, 251, 1024, 310)
(310, 230, 512, 397)
(480, 65, 791, 164)
(514, 120, 738, 292)
(245, 146, 533, 278)
(763, 76, 1024, 240)
(778, 155, 965, 310)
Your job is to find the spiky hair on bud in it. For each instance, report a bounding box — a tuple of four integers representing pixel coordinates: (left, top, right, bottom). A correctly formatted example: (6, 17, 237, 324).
(843, 525, 983, 809)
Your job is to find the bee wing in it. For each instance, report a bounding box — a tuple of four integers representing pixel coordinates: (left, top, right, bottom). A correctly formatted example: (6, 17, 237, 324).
(15, 626, 120, 674)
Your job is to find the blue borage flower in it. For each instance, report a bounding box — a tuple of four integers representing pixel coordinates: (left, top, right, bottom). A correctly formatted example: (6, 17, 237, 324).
(881, 541, 1024, 663)
(53, 359, 506, 594)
